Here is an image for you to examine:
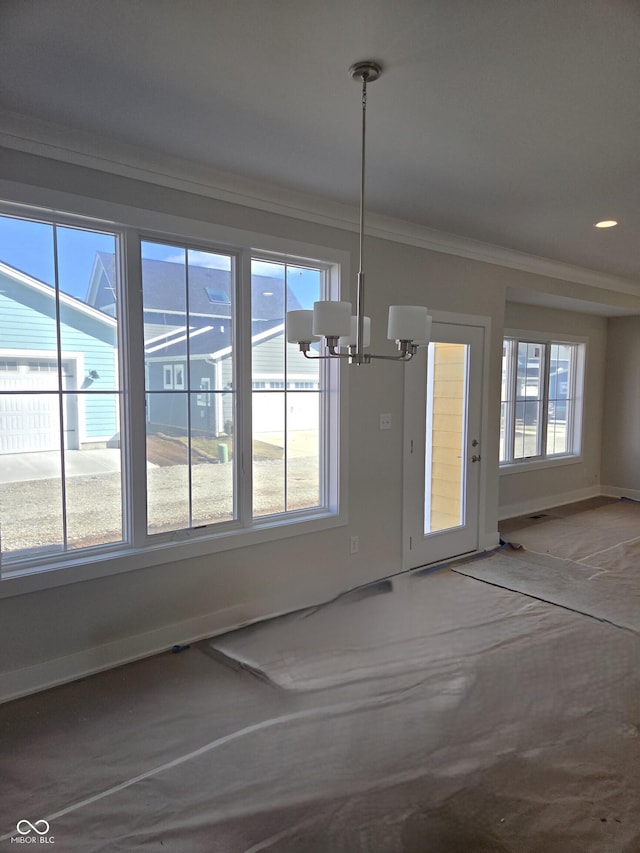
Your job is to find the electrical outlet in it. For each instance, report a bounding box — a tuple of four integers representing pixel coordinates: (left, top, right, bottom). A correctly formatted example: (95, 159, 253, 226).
(379, 413, 392, 430)
(350, 535, 360, 554)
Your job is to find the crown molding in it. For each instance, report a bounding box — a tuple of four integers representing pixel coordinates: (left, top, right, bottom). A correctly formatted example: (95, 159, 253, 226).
(1, 108, 639, 297)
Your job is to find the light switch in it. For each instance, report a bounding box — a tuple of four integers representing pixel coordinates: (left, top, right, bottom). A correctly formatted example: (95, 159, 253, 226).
(379, 413, 392, 430)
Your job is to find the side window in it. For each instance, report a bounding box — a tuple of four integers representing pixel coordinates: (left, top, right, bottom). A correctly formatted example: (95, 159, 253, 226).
(500, 335, 584, 465)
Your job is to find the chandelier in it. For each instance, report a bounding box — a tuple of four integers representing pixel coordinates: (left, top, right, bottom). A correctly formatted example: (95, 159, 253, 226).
(286, 60, 432, 365)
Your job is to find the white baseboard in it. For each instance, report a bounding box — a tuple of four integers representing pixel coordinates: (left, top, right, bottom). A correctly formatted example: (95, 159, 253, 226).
(0, 563, 391, 704)
(479, 531, 502, 551)
(0, 586, 347, 704)
(498, 485, 601, 522)
(600, 485, 640, 502)
(0, 606, 243, 704)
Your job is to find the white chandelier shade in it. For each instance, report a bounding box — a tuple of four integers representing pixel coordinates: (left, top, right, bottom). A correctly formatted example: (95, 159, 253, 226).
(340, 315, 371, 348)
(286, 309, 319, 345)
(286, 309, 373, 349)
(286, 306, 430, 350)
(387, 305, 430, 344)
(312, 300, 352, 338)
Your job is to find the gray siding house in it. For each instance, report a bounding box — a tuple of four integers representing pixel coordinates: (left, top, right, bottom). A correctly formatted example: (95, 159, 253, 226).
(87, 254, 320, 439)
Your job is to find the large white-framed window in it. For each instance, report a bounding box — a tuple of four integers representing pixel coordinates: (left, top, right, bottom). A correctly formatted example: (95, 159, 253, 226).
(500, 333, 586, 467)
(0, 200, 345, 591)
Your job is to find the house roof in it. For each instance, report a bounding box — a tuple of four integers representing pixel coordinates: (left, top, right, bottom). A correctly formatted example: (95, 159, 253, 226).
(144, 318, 283, 360)
(87, 252, 306, 359)
(0, 255, 298, 360)
(90, 253, 303, 320)
(0, 252, 299, 360)
(0, 261, 117, 329)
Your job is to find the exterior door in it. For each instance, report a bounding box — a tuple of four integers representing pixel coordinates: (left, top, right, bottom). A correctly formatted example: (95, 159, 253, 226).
(403, 322, 484, 568)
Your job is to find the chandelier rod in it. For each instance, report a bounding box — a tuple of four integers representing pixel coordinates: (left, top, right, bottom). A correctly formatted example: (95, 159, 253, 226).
(356, 69, 368, 361)
(358, 72, 367, 277)
(350, 61, 381, 362)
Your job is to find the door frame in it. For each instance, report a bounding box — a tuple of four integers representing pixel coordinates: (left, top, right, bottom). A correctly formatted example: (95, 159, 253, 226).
(402, 311, 494, 570)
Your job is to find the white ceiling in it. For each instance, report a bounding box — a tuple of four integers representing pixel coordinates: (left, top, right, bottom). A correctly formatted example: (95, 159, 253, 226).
(1, 0, 639, 285)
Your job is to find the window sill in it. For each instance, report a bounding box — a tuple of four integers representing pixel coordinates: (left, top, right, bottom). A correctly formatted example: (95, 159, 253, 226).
(0, 510, 346, 599)
(499, 454, 583, 476)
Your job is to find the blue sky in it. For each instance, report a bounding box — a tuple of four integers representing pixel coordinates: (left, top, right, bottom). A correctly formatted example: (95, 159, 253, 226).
(0, 215, 114, 299)
(0, 215, 318, 308)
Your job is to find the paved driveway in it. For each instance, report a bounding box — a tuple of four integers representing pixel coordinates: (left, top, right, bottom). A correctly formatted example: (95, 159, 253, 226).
(0, 449, 123, 484)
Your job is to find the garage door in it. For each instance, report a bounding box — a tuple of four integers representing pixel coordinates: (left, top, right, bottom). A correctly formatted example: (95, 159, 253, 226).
(0, 360, 62, 454)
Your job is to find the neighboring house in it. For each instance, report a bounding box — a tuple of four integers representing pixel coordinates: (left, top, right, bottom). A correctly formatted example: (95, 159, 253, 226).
(0, 261, 118, 454)
(0, 253, 320, 457)
(87, 254, 320, 439)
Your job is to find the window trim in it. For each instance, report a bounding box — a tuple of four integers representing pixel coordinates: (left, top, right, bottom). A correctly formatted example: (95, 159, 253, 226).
(499, 328, 586, 474)
(0, 185, 350, 599)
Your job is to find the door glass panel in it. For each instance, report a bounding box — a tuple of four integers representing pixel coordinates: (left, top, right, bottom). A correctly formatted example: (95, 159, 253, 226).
(424, 342, 468, 535)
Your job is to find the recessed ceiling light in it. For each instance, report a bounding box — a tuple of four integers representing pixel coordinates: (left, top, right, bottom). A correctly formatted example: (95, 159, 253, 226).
(594, 220, 618, 228)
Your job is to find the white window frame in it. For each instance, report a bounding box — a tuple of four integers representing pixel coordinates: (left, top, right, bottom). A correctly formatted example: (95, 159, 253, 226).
(0, 186, 349, 598)
(500, 329, 586, 474)
(172, 362, 185, 391)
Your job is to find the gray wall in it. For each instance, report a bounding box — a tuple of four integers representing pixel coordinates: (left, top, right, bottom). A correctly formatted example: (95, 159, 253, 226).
(0, 148, 637, 698)
(601, 316, 640, 494)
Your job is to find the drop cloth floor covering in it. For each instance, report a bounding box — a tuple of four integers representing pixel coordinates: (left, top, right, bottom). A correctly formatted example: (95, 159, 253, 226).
(2, 560, 640, 850)
(499, 498, 640, 565)
(452, 498, 640, 633)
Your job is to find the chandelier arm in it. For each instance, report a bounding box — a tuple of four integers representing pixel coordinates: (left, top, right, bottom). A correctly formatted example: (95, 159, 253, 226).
(302, 350, 414, 362)
(327, 345, 352, 359)
(368, 351, 416, 362)
(302, 350, 351, 361)
(300, 345, 415, 362)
